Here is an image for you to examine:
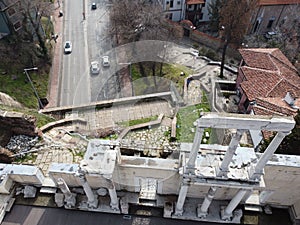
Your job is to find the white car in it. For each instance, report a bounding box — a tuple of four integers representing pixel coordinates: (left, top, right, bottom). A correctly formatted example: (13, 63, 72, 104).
(102, 56, 110, 67)
(90, 61, 100, 74)
(91, 2, 97, 9)
(64, 41, 72, 54)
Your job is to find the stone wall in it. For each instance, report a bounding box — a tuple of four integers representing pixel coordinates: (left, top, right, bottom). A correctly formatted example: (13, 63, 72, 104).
(189, 30, 241, 60)
(0, 110, 38, 146)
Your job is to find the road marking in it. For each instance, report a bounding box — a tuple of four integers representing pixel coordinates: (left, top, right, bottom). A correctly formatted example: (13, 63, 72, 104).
(23, 208, 45, 225)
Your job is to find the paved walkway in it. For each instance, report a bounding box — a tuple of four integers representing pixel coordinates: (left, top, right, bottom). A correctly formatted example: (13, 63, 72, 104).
(78, 100, 173, 131)
(47, 1, 63, 108)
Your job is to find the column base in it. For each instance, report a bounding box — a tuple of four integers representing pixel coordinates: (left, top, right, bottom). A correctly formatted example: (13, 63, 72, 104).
(65, 193, 77, 208)
(197, 204, 208, 218)
(87, 196, 98, 209)
(220, 206, 232, 221)
(174, 204, 183, 216)
(110, 200, 119, 210)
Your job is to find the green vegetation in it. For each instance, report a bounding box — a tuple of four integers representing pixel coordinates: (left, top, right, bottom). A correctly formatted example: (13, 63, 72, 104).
(15, 153, 37, 164)
(131, 63, 193, 96)
(118, 115, 158, 127)
(176, 91, 210, 142)
(0, 63, 49, 109)
(0, 104, 55, 128)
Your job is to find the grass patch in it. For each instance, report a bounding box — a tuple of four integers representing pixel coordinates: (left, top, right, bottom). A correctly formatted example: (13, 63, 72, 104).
(0, 104, 55, 128)
(0, 70, 49, 109)
(176, 91, 210, 142)
(131, 63, 192, 96)
(15, 153, 37, 164)
(118, 115, 158, 127)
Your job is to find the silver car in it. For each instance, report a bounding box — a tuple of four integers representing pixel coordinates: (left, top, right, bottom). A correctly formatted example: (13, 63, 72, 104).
(90, 61, 100, 74)
(102, 56, 110, 67)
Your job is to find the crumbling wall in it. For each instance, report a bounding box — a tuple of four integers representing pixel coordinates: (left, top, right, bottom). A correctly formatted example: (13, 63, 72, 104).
(0, 110, 39, 146)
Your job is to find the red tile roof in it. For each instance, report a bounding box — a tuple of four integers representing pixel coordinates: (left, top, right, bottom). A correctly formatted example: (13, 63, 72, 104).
(239, 48, 300, 116)
(259, 0, 300, 5)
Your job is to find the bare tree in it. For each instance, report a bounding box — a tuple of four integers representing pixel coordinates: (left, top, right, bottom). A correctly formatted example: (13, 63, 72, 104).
(20, 0, 52, 59)
(219, 0, 258, 78)
(274, 4, 300, 67)
(110, 0, 183, 94)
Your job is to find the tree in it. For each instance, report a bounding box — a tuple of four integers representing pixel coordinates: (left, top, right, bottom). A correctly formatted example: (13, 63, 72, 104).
(276, 110, 300, 155)
(219, 0, 258, 78)
(207, 0, 223, 33)
(274, 4, 300, 68)
(20, 0, 52, 59)
(110, 0, 183, 94)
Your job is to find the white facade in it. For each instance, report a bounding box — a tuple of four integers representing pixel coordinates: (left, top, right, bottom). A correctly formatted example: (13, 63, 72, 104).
(161, 0, 214, 24)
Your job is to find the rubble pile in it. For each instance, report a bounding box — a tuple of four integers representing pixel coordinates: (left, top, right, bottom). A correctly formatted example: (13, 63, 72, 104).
(5, 135, 38, 155)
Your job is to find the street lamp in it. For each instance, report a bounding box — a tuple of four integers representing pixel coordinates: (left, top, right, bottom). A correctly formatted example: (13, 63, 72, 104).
(24, 67, 44, 109)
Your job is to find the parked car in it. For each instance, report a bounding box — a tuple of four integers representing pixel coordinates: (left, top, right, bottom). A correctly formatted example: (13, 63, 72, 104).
(90, 61, 100, 74)
(64, 41, 72, 54)
(91, 2, 97, 9)
(102, 56, 110, 67)
(264, 31, 277, 40)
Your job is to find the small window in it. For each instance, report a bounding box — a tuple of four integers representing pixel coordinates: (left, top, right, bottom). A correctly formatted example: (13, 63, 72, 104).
(202, 3, 205, 7)
(177, 1, 180, 5)
(13, 21, 22, 31)
(267, 16, 275, 29)
(170, 0, 174, 7)
(7, 7, 16, 17)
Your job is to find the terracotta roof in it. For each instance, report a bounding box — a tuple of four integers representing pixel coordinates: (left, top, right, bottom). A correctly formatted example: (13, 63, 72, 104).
(259, 0, 300, 5)
(186, 0, 205, 5)
(239, 48, 300, 116)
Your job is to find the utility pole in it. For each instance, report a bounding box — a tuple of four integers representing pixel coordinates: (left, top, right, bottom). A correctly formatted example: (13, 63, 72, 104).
(24, 67, 44, 109)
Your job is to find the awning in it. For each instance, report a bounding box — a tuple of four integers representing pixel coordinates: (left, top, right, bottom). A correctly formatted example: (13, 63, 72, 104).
(186, 0, 205, 5)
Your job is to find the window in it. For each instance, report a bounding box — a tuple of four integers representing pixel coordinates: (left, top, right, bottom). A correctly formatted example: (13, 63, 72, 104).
(177, 1, 181, 5)
(267, 16, 275, 29)
(170, 0, 174, 7)
(7, 7, 16, 17)
(13, 21, 21, 31)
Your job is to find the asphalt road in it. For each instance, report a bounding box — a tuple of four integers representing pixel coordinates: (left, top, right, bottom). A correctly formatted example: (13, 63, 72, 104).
(2, 205, 223, 225)
(59, 0, 120, 106)
(60, 0, 91, 106)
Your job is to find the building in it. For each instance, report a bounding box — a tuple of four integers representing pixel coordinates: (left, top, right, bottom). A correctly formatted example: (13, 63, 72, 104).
(250, 0, 300, 34)
(0, 0, 22, 38)
(0, 0, 44, 40)
(236, 48, 300, 116)
(162, 0, 211, 26)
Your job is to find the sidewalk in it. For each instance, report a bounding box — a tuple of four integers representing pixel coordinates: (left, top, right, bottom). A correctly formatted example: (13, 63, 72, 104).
(47, 1, 63, 108)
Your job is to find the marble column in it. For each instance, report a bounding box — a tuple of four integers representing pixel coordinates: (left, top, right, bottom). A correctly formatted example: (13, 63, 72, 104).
(108, 186, 119, 210)
(57, 178, 76, 208)
(250, 131, 289, 181)
(221, 189, 247, 220)
(217, 129, 244, 177)
(198, 186, 217, 218)
(187, 126, 204, 173)
(78, 174, 98, 208)
(174, 184, 189, 216)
